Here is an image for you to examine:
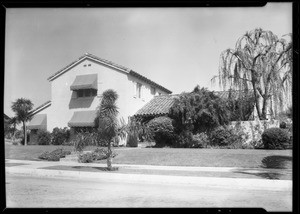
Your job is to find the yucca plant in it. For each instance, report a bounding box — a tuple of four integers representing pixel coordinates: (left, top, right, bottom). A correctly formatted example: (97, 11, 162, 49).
(97, 89, 124, 170)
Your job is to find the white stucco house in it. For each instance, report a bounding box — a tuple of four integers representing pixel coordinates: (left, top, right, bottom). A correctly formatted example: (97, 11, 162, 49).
(27, 53, 172, 143)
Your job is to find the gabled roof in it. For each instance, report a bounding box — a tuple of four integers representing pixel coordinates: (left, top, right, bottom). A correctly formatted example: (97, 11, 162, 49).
(29, 100, 51, 116)
(47, 53, 172, 94)
(134, 94, 179, 117)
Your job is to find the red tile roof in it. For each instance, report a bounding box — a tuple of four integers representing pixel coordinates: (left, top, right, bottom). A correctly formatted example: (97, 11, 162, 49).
(47, 53, 172, 94)
(134, 90, 254, 117)
(134, 94, 179, 117)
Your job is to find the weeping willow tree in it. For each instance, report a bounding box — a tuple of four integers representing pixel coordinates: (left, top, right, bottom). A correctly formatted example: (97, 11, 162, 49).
(212, 28, 292, 120)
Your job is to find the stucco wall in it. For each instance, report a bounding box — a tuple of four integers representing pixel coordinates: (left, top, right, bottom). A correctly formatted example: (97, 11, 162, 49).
(229, 119, 280, 145)
(44, 58, 168, 131)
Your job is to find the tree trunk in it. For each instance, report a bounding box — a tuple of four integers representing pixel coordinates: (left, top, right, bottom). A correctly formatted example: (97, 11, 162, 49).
(23, 121, 27, 146)
(12, 125, 16, 144)
(252, 84, 263, 120)
(107, 141, 112, 170)
(261, 96, 269, 120)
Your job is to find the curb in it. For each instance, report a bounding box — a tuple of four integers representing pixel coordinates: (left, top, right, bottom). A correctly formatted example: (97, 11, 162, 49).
(6, 166, 292, 191)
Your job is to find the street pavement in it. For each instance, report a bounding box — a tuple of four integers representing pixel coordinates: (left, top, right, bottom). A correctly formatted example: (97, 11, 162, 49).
(5, 159, 293, 211)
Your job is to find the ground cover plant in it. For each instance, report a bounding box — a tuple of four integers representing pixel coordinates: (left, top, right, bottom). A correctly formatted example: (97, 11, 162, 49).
(38, 148, 71, 161)
(78, 148, 118, 163)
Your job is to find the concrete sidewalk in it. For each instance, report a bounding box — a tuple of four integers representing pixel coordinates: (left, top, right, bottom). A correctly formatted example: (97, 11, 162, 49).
(5, 159, 292, 192)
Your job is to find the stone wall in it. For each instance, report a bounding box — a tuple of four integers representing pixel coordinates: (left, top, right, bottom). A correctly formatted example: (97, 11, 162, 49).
(228, 119, 280, 145)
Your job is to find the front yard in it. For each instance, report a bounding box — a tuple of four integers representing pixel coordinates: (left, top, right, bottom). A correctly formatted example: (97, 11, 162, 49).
(5, 143, 292, 169)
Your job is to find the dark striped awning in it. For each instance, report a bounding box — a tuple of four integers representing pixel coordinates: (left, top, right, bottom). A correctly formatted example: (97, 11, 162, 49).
(68, 110, 97, 127)
(28, 114, 47, 130)
(70, 74, 97, 90)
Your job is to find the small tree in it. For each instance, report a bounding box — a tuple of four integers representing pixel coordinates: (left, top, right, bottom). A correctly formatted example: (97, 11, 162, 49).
(97, 89, 121, 170)
(11, 98, 34, 146)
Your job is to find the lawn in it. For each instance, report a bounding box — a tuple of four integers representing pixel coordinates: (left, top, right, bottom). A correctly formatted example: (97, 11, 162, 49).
(5, 143, 292, 169)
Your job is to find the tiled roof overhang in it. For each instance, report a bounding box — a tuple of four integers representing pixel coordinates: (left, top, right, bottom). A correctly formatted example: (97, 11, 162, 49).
(134, 95, 178, 117)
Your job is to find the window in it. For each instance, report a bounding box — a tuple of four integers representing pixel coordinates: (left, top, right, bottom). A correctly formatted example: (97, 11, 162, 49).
(151, 87, 156, 95)
(77, 89, 97, 98)
(78, 90, 84, 97)
(136, 83, 142, 98)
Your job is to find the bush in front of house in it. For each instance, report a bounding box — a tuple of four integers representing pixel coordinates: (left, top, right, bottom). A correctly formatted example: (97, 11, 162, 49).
(146, 116, 176, 147)
(209, 126, 244, 148)
(37, 130, 51, 145)
(38, 148, 71, 161)
(189, 132, 209, 148)
(209, 126, 232, 147)
(51, 127, 70, 145)
(262, 127, 290, 150)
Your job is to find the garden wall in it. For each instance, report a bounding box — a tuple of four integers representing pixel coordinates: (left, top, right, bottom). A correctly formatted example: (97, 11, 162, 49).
(228, 119, 280, 145)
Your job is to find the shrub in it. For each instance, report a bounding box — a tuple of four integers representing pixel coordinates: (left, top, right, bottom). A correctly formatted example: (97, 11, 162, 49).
(279, 121, 287, 129)
(38, 148, 71, 161)
(209, 126, 244, 148)
(51, 127, 70, 145)
(189, 133, 209, 148)
(37, 130, 52, 145)
(209, 126, 232, 147)
(147, 116, 175, 147)
(14, 130, 23, 139)
(262, 127, 290, 150)
(78, 148, 117, 163)
(126, 132, 138, 147)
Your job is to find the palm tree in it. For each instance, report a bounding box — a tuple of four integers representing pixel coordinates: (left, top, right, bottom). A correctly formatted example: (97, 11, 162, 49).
(11, 98, 34, 146)
(212, 28, 292, 120)
(97, 89, 120, 170)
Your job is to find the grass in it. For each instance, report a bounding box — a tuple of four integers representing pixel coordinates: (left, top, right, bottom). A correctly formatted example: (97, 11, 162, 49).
(99, 148, 293, 168)
(5, 143, 292, 168)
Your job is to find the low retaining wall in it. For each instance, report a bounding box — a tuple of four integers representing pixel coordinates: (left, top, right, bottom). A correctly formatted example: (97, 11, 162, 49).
(228, 119, 280, 145)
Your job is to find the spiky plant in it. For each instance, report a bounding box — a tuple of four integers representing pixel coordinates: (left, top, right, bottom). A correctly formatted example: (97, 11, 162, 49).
(97, 89, 120, 170)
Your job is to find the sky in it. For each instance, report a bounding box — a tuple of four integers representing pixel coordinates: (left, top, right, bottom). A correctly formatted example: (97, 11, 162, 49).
(4, 3, 292, 117)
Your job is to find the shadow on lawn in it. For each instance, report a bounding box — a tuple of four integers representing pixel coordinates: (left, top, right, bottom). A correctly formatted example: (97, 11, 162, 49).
(260, 155, 292, 169)
(233, 155, 292, 180)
